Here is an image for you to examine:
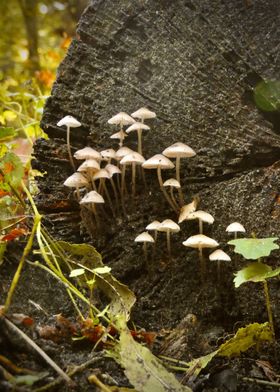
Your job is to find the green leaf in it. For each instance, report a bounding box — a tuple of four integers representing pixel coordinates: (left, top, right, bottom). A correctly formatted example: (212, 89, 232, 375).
(185, 323, 272, 380)
(109, 316, 191, 392)
(0, 127, 16, 141)
(0, 242, 7, 266)
(228, 237, 279, 260)
(69, 268, 85, 277)
(0, 152, 24, 190)
(234, 262, 280, 287)
(49, 241, 136, 320)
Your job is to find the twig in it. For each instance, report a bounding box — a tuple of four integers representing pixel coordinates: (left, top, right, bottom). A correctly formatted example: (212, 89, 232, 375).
(2, 317, 72, 385)
(242, 376, 280, 388)
(34, 353, 104, 392)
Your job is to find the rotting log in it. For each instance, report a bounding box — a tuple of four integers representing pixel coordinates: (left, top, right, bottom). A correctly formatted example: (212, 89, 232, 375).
(33, 0, 280, 328)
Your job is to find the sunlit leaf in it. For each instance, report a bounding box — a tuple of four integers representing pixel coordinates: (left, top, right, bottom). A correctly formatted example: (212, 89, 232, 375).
(234, 262, 280, 287)
(109, 316, 191, 392)
(185, 322, 272, 381)
(94, 266, 111, 274)
(0, 152, 24, 190)
(3, 110, 17, 122)
(1, 227, 28, 242)
(69, 268, 85, 277)
(0, 127, 16, 141)
(228, 237, 279, 260)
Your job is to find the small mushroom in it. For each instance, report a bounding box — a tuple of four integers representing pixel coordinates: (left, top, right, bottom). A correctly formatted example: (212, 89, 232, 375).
(183, 234, 219, 276)
(162, 142, 196, 206)
(108, 112, 135, 147)
(131, 107, 156, 123)
(57, 115, 81, 170)
(226, 222, 246, 239)
(186, 210, 214, 234)
(163, 178, 181, 210)
(77, 159, 100, 189)
(158, 219, 180, 258)
(92, 169, 115, 216)
(110, 131, 128, 147)
(120, 152, 145, 198)
(142, 154, 177, 212)
(134, 231, 154, 265)
(146, 220, 161, 243)
(126, 122, 150, 155)
(101, 148, 116, 164)
(80, 190, 104, 227)
(209, 249, 231, 281)
(64, 172, 88, 201)
(105, 164, 121, 211)
(73, 147, 101, 161)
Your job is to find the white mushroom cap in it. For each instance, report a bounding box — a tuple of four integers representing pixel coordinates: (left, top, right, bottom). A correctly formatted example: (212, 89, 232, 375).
(105, 164, 121, 177)
(126, 122, 150, 134)
(74, 147, 101, 161)
(142, 154, 175, 170)
(163, 178, 181, 188)
(178, 199, 199, 223)
(135, 232, 155, 243)
(186, 210, 214, 224)
(80, 191, 104, 204)
(183, 234, 219, 249)
(77, 159, 100, 172)
(108, 112, 135, 126)
(101, 148, 116, 160)
(131, 107, 156, 120)
(92, 169, 110, 181)
(64, 172, 88, 188)
(120, 152, 145, 165)
(158, 219, 180, 233)
(110, 130, 127, 141)
(226, 222, 246, 233)
(146, 220, 161, 231)
(162, 142, 196, 159)
(209, 249, 231, 261)
(115, 147, 135, 160)
(57, 115, 81, 128)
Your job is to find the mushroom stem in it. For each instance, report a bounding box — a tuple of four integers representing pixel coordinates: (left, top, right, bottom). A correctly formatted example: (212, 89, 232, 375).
(132, 162, 136, 198)
(137, 129, 143, 155)
(75, 186, 81, 202)
(156, 167, 178, 213)
(66, 125, 75, 171)
(199, 219, 203, 234)
(121, 164, 126, 213)
(166, 230, 171, 258)
(198, 246, 205, 277)
(92, 204, 99, 228)
(263, 280, 275, 340)
(217, 260, 221, 282)
(170, 187, 180, 210)
(102, 181, 116, 217)
(110, 178, 120, 212)
(234, 232, 237, 239)
(143, 242, 148, 263)
(175, 156, 184, 206)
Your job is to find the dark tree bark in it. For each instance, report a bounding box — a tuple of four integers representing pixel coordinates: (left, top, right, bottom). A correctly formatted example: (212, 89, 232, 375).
(34, 0, 280, 327)
(18, 0, 40, 71)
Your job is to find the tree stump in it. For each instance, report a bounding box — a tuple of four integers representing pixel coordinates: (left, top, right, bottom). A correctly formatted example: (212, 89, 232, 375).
(33, 0, 280, 329)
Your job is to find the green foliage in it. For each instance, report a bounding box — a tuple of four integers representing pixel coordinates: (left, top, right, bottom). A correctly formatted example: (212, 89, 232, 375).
(0, 152, 24, 191)
(228, 237, 279, 260)
(234, 262, 280, 288)
(109, 316, 191, 392)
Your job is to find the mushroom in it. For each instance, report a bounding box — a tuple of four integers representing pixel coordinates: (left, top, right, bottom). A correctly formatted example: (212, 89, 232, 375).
(73, 147, 101, 161)
(101, 148, 116, 164)
(131, 107, 156, 123)
(63, 172, 88, 201)
(57, 115, 81, 170)
(163, 178, 181, 210)
(134, 231, 154, 264)
(110, 131, 128, 147)
(178, 196, 200, 224)
(115, 146, 135, 196)
(120, 152, 145, 198)
(183, 234, 219, 276)
(209, 249, 231, 281)
(226, 222, 246, 239)
(80, 190, 104, 227)
(108, 112, 135, 147)
(77, 159, 100, 189)
(125, 122, 150, 155)
(105, 164, 121, 211)
(146, 220, 161, 243)
(162, 142, 196, 206)
(186, 210, 214, 234)
(142, 154, 177, 212)
(158, 219, 180, 257)
(92, 169, 115, 216)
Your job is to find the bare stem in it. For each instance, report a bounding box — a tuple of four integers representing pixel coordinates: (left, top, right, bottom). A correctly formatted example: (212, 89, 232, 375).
(137, 129, 143, 155)
(157, 167, 178, 213)
(166, 230, 171, 258)
(198, 246, 205, 278)
(263, 280, 275, 339)
(199, 219, 203, 234)
(132, 162, 136, 198)
(66, 126, 75, 171)
(176, 156, 184, 206)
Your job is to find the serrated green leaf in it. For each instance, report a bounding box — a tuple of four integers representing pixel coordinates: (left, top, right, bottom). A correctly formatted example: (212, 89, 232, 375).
(109, 316, 191, 392)
(234, 262, 280, 287)
(0, 152, 24, 190)
(69, 268, 85, 277)
(228, 237, 279, 260)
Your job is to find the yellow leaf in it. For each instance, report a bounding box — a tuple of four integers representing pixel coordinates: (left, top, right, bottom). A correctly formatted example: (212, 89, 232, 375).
(3, 110, 17, 122)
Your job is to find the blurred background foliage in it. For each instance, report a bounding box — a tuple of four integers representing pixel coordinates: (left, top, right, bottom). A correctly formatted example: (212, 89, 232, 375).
(0, 0, 87, 240)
